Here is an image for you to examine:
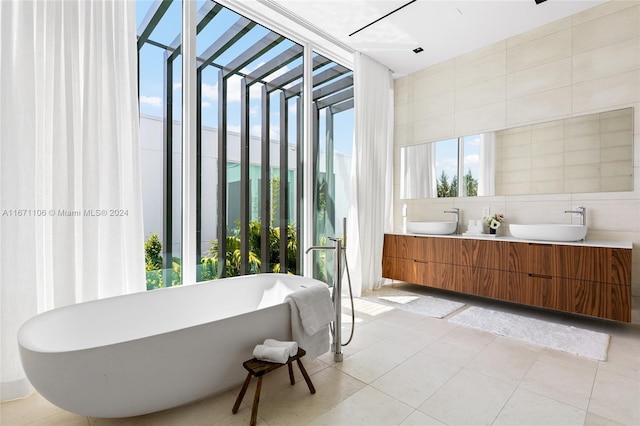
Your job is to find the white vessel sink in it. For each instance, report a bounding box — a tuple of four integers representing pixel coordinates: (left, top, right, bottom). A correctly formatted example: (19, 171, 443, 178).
(509, 224, 587, 242)
(407, 221, 457, 235)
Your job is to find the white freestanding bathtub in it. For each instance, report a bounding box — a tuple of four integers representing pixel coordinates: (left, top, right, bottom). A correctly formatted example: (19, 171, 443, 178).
(18, 273, 328, 418)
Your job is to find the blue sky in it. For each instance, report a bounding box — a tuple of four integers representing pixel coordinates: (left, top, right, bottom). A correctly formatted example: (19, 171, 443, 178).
(436, 136, 480, 180)
(136, 0, 354, 155)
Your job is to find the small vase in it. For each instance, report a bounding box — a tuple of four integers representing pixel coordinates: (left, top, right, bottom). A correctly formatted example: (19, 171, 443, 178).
(489, 228, 497, 235)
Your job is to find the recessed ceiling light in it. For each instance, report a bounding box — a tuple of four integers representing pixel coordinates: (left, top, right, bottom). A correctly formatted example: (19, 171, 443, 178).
(413, 47, 424, 54)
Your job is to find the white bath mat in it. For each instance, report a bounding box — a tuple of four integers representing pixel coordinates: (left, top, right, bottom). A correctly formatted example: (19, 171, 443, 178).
(362, 288, 465, 319)
(449, 306, 610, 361)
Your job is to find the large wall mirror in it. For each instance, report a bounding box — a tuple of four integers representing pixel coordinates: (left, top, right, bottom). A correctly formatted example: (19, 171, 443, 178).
(400, 107, 634, 199)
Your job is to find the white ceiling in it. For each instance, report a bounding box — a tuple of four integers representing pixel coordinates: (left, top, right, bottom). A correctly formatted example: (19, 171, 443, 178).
(267, 0, 608, 76)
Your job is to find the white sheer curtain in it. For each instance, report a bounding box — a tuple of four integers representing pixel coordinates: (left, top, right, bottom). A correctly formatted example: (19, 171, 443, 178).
(0, 0, 144, 400)
(346, 53, 393, 297)
(401, 143, 437, 199)
(478, 132, 496, 196)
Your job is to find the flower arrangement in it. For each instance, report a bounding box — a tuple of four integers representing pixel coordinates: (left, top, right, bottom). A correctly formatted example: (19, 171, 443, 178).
(482, 213, 504, 230)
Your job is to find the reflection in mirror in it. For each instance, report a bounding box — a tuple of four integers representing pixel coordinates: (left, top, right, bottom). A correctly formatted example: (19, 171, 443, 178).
(400, 107, 633, 199)
(461, 135, 479, 197)
(401, 133, 494, 199)
(435, 138, 458, 197)
(400, 142, 436, 198)
(496, 108, 633, 195)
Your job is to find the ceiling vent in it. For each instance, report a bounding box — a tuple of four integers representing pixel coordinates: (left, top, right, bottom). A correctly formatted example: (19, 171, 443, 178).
(349, 0, 418, 37)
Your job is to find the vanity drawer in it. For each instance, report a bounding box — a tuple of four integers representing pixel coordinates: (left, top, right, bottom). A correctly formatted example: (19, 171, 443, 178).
(508, 242, 554, 276)
(507, 272, 565, 311)
(563, 278, 631, 322)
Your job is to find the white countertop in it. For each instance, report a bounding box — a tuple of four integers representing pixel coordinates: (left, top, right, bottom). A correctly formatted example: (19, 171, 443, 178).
(389, 231, 633, 249)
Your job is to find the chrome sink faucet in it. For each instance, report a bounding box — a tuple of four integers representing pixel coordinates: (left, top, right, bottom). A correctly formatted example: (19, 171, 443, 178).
(564, 206, 586, 226)
(444, 207, 460, 234)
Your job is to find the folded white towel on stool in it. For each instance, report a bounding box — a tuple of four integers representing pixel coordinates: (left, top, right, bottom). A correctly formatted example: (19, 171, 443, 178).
(253, 344, 290, 364)
(264, 339, 298, 357)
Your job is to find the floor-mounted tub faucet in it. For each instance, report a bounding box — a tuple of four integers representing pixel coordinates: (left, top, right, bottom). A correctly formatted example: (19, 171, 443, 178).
(305, 238, 344, 362)
(564, 206, 586, 226)
(444, 207, 460, 234)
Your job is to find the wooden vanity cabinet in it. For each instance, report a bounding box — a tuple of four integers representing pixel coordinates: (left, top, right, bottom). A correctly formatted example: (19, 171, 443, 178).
(382, 256, 414, 283)
(383, 233, 414, 260)
(468, 239, 508, 298)
(611, 248, 632, 285)
(381, 234, 632, 322)
(506, 242, 566, 310)
(555, 246, 632, 321)
(509, 242, 555, 276)
(555, 245, 608, 282)
(506, 272, 566, 310)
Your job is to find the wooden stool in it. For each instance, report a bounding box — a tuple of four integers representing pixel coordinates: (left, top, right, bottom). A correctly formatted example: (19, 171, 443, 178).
(232, 348, 316, 426)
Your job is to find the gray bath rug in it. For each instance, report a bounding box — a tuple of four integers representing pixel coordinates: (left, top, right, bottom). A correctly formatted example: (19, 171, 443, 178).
(449, 306, 610, 360)
(362, 288, 465, 319)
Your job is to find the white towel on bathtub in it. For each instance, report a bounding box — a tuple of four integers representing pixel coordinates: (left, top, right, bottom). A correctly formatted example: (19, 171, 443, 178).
(285, 285, 334, 336)
(253, 344, 290, 364)
(285, 285, 333, 358)
(264, 339, 298, 358)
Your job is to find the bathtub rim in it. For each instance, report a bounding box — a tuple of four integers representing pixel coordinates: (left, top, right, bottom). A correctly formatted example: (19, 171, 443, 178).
(17, 273, 328, 354)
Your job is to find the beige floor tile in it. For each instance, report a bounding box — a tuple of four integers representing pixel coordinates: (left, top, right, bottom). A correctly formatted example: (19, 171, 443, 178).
(333, 339, 417, 384)
(398, 410, 446, 426)
(89, 390, 237, 426)
(337, 316, 360, 339)
(598, 332, 640, 380)
(493, 388, 585, 426)
(88, 415, 142, 425)
(434, 323, 497, 352)
(584, 412, 627, 426)
(588, 369, 640, 425)
(413, 315, 460, 335)
(356, 317, 407, 340)
(316, 351, 337, 365)
(298, 356, 332, 376)
(214, 405, 269, 426)
(375, 309, 426, 328)
(371, 352, 460, 408)
(348, 297, 396, 322)
(307, 386, 413, 426)
(421, 338, 482, 367)
(420, 324, 496, 367)
(355, 308, 425, 341)
(338, 328, 384, 358)
(520, 348, 598, 410)
(418, 369, 515, 425)
(1, 392, 81, 426)
(27, 411, 89, 426)
(384, 324, 449, 353)
(465, 336, 540, 385)
(255, 366, 365, 425)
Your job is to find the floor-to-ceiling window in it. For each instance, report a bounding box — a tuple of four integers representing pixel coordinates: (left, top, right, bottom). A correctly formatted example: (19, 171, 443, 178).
(311, 53, 354, 285)
(136, 1, 353, 288)
(137, 0, 183, 289)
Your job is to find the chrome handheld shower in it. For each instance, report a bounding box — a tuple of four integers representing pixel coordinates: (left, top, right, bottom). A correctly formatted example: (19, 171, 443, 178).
(305, 218, 355, 362)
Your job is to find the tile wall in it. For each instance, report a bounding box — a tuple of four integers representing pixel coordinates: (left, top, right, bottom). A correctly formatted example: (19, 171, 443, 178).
(393, 1, 640, 296)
